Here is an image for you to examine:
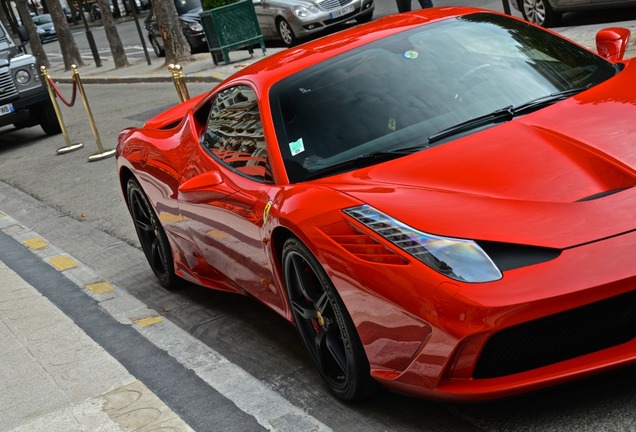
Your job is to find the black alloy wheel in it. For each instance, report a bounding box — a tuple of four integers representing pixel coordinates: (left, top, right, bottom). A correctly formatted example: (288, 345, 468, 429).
(282, 238, 377, 400)
(127, 178, 176, 288)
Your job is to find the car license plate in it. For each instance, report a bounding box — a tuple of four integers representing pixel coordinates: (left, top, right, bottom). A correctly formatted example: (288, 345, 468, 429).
(0, 103, 14, 117)
(330, 4, 355, 19)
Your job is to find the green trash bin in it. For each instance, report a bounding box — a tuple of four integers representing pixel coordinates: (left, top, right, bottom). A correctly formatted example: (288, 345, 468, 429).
(200, 0, 266, 65)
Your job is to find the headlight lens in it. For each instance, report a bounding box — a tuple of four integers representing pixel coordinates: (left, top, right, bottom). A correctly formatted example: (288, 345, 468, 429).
(15, 69, 31, 84)
(293, 5, 318, 17)
(344, 205, 502, 283)
(189, 22, 203, 32)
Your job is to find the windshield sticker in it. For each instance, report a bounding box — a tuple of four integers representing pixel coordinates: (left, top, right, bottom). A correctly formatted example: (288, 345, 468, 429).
(289, 138, 305, 156)
(403, 50, 419, 60)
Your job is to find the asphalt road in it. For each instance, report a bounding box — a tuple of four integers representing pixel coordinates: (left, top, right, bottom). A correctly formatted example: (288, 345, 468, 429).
(4, 4, 636, 431)
(2, 85, 636, 432)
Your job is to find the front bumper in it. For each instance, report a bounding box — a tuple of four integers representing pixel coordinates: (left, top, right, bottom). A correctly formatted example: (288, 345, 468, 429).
(185, 31, 208, 53)
(376, 229, 636, 400)
(313, 208, 636, 400)
(291, 0, 374, 39)
(0, 90, 50, 129)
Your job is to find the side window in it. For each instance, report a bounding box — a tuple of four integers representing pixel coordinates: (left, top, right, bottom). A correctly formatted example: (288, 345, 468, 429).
(201, 85, 272, 183)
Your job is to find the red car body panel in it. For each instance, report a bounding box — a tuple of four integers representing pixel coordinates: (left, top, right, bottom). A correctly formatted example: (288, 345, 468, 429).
(117, 7, 636, 400)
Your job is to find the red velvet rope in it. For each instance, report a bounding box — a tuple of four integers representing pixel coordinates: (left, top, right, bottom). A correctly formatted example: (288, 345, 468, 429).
(46, 76, 77, 107)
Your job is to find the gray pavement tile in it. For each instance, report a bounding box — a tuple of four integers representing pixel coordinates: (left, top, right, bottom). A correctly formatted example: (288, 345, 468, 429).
(0, 261, 195, 432)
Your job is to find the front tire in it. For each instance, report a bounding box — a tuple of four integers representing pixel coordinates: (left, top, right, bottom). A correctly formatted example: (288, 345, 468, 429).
(149, 34, 165, 57)
(277, 18, 297, 47)
(520, 0, 560, 27)
(126, 178, 177, 289)
(282, 238, 377, 401)
(34, 100, 62, 136)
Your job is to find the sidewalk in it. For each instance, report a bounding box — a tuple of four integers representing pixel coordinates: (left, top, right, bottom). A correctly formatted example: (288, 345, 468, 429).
(44, 18, 636, 85)
(47, 48, 285, 85)
(0, 260, 194, 431)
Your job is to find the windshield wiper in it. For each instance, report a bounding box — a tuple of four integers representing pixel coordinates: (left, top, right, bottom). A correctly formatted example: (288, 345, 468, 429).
(428, 105, 514, 144)
(512, 87, 588, 115)
(428, 88, 588, 144)
(306, 145, 426, 180)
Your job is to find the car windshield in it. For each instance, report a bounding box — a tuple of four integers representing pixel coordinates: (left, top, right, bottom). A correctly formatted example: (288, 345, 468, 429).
(271, 13, 618, 183)
(174, 0, 201, 14)
(33, 14, 53, 25)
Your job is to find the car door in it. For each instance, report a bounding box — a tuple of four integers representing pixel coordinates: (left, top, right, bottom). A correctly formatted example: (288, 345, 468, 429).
(177, 85, 284, 310)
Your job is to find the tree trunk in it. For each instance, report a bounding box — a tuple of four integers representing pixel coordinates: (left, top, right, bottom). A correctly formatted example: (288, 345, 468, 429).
(150, 0, 193, 65)
(44, 0, 85, 69)
(97, 0, 129, 68)
(0, 1, 13, 35)
(1, 0, 20, 33)
(15, 0, 49, 68)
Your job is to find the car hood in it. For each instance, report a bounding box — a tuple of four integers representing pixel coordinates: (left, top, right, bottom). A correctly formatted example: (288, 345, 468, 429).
(319, 63, 636, 249)
(0, 50, 11, 66)
(37, 23, 55, 31)
(180, 8, 202, 23)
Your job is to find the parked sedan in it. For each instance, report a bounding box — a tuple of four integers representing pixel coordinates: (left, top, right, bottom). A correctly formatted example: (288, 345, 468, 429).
(32, 14, 56, 44)
(145, 0, 207, 57)
(513, 0, 636, 27)
(254, 0, 374, 47)
(117, 7, 636, 401)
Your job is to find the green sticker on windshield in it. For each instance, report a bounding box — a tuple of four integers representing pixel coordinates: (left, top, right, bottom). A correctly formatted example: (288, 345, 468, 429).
(403, 50, 419, 59)
(289, 138, 305, 156)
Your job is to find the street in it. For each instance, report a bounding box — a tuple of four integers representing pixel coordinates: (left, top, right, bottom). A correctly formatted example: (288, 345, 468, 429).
(3, 3, 636, 431)
(39, 0, 634, 65)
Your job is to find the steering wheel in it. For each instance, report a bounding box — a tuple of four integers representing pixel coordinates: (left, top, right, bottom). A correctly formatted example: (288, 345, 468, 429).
(454, 63, 495, 103)
(459, 63, 494, 83)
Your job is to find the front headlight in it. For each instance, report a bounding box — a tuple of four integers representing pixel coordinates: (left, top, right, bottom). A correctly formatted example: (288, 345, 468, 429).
(15, 69, 31, 84)
(344, 205, 502, 283)
(188, 22, 203, 32)
(292, 5, 319, 17)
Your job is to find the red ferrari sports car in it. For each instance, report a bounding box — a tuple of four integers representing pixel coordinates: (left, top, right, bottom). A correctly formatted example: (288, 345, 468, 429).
(116, 8, 636, 401)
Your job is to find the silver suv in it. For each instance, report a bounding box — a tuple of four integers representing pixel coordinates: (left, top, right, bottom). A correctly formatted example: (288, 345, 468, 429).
(0, 22, 60, 135)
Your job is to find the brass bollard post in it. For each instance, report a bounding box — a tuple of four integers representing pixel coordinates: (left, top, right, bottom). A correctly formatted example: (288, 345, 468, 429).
(40, 66, 84, 155)
(71, 65, 116, 162)
(168, 64, 190, 103)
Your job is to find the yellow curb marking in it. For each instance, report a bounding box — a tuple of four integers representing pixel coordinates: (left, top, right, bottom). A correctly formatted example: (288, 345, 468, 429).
(86, 282, 116, 294)
(49, 255, 79, 271)
(0, 212, 5, 217)
(23, 237, 49, 250)
(135, 316, 163, 328)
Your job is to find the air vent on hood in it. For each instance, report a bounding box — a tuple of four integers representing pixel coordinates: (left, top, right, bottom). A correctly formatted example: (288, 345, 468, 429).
(575, 188, 628, 202)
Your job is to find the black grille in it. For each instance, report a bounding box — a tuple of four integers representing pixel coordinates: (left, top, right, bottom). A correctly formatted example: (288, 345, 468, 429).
(0, 71, 18, 103)
(474, 290, 636, 379)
